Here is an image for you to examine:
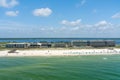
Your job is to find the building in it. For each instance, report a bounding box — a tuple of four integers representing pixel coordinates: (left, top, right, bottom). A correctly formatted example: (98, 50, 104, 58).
(89, 40, 106, 47)
(6, 43, 30, 48)
(5, 40, 116, 48)
(41, 43, 52, 48)
(29, 43, 41, 48)
(71, 40, 88, 47)
(89, 40, 116, 47)
(53, 43, 67, 48)
(105, 40, 115, 47)
(65, 42, 72, 47)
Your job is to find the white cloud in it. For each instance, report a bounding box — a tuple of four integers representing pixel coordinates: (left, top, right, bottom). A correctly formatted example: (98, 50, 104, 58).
(61, 19, 81, 26)
(0, 20, 119, 38)
(40, 28, 45, 31)
(81, 0, 86, 6)
(0, 0, 18, 8)
(95, 20, 108, 27)
(94, 20, 114, 31)
(61, 19, 115, 33)
(76, 0, 86, 8)
(112, 12, 120, 19)
(71, 27, 79, 31)
(93, 9, 97, 13)
(33, 8, 52, 17)
(5, 11, 19, 16)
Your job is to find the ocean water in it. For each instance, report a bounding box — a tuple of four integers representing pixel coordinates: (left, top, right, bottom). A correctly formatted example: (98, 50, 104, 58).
(0, 38, 120, 44)
(0, 55, 120, 80)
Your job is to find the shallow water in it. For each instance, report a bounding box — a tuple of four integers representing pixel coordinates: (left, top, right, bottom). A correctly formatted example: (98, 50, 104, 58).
(0, 55, 120, 80)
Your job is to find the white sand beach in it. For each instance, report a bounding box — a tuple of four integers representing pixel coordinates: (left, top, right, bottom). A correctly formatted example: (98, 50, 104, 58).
(0, 48, 120, 57)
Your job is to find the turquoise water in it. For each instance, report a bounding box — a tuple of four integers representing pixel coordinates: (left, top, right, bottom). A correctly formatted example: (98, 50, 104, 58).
(0, 55, 120, 80)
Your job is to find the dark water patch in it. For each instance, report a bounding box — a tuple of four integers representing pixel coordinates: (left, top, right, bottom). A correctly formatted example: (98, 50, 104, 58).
(0, 38, 120, 44)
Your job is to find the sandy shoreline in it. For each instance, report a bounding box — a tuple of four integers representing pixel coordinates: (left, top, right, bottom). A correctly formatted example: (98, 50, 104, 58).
(0, 48, 120, 57)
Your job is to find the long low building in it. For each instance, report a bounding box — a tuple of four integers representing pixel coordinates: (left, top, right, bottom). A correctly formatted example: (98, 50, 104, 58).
(89, 40, 106, 47)
(29, 43, 41, 48)
(105, 40, 115, 47)
(41, 43, 52, 48)
(71, 40, 88, 47)
(89, 40, 115, 47)
(71, 40, 115, 47)
(6, 43, 30, 48)
(6, 43, 52, 48)
(5, 40, 116, 48)
(53, 43, 67, 48)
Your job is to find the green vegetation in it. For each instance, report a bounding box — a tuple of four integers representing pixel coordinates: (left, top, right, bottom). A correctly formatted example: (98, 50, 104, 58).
(115, 45, 120, 48)
(0, 42, 9, 50)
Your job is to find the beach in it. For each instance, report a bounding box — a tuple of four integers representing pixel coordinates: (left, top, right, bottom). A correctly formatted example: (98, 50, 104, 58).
(0, 48, 120, 57)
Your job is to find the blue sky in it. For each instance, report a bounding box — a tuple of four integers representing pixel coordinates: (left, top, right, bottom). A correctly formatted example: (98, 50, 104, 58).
(0, 0, 120, 38)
